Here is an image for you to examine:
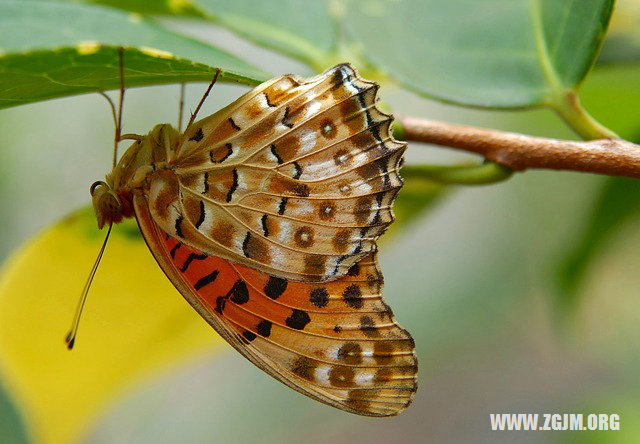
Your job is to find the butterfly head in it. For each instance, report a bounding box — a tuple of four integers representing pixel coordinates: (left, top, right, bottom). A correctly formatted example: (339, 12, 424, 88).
(90, 180, 124, 229)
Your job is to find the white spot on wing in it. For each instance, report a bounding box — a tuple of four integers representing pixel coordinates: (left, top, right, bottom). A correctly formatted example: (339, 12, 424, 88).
(355, 180, 372, 195)
(278, 219, 293, 243)
(327, 345, 341, 360)
(200, 175, 208, 194)
(269, 245, 287, 269)
(356, 371, 374, 385)
(305, 100, 322, 119)
(315, 366, 331, 385)
(294, 200, 314, 216)
(230, 110, 249, 129)
(235, 169, 244, 192)
(256, 93, 268, 112)
(339, 67, 359, 95)
(299, 130, 317, 154)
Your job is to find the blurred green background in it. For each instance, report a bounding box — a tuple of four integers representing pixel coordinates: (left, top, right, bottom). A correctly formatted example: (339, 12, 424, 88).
(1, 0, 640, 443)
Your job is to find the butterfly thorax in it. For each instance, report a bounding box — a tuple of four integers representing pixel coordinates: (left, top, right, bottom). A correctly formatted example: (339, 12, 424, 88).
(92, 123, 180, 229)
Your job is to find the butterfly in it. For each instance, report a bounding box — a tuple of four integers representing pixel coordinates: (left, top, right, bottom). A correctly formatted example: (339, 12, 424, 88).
(82, 58, 417, 417)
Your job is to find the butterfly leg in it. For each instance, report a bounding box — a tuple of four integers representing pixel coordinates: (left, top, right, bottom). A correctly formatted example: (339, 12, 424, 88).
(113, 46, 125, 168)
(97, 47, 127, 168)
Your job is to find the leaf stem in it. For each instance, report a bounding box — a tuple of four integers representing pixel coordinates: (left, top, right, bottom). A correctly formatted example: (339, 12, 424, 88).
(401, 163, 513, 185)
(551, 91, 619, 140)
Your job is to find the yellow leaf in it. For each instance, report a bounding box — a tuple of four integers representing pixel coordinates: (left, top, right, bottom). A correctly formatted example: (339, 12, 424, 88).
(0, 207, 226, 444)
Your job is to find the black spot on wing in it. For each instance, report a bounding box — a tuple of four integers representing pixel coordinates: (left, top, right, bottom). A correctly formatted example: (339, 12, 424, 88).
(175, 215, 184, 237)
(180, 252, 208, 273)
(226, 169, 238, 203)
(229, 280, 249, 304)
(264, 92, 276, 107)
(278, 197, 288, 215)
(356, 91, 373, 126)
(343, 285, 363, 309)
(261, 214, 270, 237)
(256, 320, 272, 337)
(359, 315, 379, 337)
(169, 242, 182, 259)
(282, 106, 294, 128)
(309, 288, 329, 308)
(270, 144, 283, 164)
(215, 296, 226, 314)
(221, 143, 233, 162)
(293, 162, 302, 179)
(194, 270, 219, 290)
(202, 172, 209, 194)
(242, 232, 251, 257)
(229, 117, 241, 131)
(347, 263, 360, 277)
(189, 127, 204, 142)
(242, 330, 257, 342)
(331, 66, 345, 90)
(264, 276, 288, 299)
(286, 309, 311, 330)
(195, 200, 205, 229)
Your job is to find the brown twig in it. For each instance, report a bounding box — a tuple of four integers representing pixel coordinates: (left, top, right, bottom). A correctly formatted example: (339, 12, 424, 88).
(397, 115, 640, 179)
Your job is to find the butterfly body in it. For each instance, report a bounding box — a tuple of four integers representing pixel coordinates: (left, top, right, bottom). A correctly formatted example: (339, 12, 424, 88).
(91, 64, 418, 416)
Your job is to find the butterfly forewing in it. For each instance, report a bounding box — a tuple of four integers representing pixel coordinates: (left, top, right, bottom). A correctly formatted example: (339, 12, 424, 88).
(134, 194, 417, 416)
(147, 64, 406, 283)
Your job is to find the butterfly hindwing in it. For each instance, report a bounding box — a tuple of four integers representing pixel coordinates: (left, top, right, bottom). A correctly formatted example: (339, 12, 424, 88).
(147, 64, 406, 282)
(134, 194, 417, 416)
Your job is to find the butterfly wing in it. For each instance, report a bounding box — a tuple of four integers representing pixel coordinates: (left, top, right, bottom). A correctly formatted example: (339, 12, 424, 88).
(147, 64, 406, 282)
(134, 193, 417, 416)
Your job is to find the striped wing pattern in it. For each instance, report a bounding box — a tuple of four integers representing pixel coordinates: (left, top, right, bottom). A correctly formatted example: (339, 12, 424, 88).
(134, 195, 417, 416)
(146, 64, 406, 282)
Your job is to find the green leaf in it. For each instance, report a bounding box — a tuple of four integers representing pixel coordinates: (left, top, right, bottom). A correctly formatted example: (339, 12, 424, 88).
(66, 0, 338, 68)
(71, 0, 207, 17)
(0, 382, 29, 444)
(0, 1, 268, 109)
(193, 0, 337, 68)
(344, 0, 614, 108)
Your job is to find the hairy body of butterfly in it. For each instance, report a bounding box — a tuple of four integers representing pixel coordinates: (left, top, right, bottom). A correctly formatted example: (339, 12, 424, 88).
(91, 64, 417, 416)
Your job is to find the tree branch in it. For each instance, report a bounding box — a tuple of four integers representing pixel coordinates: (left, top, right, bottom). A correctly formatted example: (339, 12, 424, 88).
(396, 116, 640, 179)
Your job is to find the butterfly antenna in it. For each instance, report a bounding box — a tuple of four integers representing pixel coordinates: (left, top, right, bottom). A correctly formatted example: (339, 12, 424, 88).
(65, 223, 113, 350)
(185, 68, 221, 133)
(178, 82, 186, 134)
